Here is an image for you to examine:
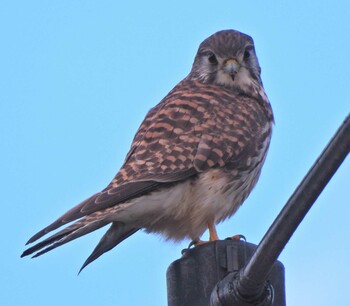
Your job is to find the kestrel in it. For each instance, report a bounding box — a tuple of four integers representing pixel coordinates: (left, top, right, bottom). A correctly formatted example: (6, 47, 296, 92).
(22, 30, 274, 271)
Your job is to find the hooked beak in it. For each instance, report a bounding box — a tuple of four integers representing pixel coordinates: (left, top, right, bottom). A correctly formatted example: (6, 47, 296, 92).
(223, 59, 240, 80)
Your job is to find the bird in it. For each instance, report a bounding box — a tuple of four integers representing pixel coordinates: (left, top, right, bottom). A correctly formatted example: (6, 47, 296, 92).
(22, 29, 274, 272)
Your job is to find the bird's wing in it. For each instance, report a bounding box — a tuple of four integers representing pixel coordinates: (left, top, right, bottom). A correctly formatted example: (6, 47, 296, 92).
(24, 80, 270, 249)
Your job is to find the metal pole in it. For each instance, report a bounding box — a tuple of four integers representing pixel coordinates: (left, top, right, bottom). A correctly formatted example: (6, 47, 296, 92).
(236, 114, 350, 297)
(211, 114, 350, 304)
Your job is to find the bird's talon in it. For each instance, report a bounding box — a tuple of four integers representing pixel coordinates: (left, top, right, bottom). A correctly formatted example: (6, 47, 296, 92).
(181, 248, 189, 255)
(181, 239, 200, 254)
(226, 234, 246, 241)
(188, 240, 197, 248)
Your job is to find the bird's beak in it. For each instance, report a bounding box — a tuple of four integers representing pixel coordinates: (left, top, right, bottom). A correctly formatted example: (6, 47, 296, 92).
(223, 59, 240, 79)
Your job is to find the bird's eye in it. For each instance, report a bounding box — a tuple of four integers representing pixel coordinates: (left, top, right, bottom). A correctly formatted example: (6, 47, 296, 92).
(207, 53, 218, 65)
(244, 46, 254, 60)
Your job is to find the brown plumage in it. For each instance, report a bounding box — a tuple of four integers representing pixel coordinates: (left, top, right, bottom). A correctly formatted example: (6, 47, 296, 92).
(22, 29, 274, 272)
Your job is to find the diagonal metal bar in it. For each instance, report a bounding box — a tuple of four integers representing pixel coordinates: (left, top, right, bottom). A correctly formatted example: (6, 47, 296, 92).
(236, 114, 350, 298)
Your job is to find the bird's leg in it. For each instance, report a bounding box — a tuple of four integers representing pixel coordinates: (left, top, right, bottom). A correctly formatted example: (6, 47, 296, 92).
(208, 220, 219, 241)
(191, 221, 219, 246)
(190, 221, 244, 248)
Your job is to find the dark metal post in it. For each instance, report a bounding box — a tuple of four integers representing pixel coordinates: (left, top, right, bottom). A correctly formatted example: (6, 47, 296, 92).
(167, 114, 350, 306)
(167, 240, 285, 306)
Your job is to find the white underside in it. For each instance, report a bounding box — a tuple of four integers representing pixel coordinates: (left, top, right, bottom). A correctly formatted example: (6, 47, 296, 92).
(110, 166, 261, 241)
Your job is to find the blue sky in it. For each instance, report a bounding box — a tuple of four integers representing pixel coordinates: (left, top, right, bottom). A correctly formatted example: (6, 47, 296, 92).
(1, 1, 349, 305)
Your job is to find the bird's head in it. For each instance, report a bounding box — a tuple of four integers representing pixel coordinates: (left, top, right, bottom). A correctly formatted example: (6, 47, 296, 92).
(188, 30, 263, 94)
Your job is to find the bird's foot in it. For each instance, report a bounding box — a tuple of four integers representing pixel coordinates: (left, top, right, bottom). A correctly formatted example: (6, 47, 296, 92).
(181, 234, 246, 254)
(225, 234, 246, 241)
(185, 239, 206, 249)
(181, 238, 214, 254)
(191, 234, 246, 246)
(189, 239, 211, 247)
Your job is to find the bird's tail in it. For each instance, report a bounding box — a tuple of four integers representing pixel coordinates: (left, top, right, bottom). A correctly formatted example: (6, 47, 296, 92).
(21, 214, 138, 272)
